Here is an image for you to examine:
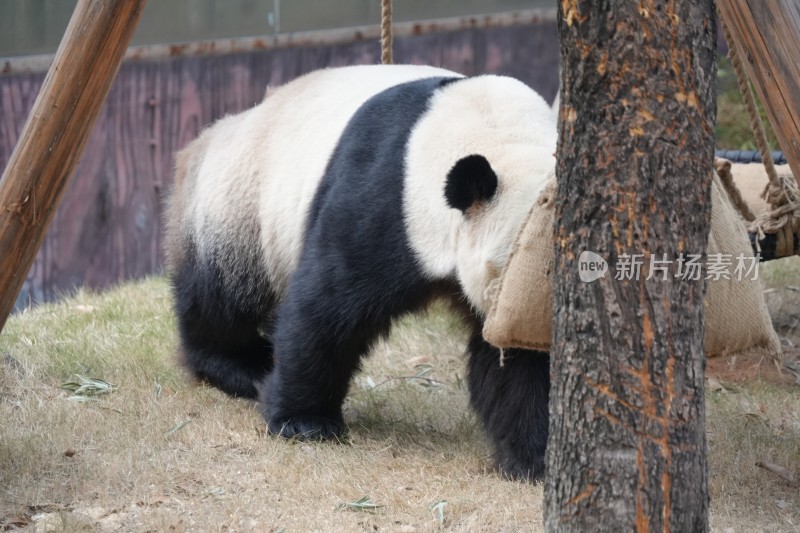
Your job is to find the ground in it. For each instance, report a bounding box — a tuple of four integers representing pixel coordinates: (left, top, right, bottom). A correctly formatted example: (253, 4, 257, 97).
(1, 255, 799, 532)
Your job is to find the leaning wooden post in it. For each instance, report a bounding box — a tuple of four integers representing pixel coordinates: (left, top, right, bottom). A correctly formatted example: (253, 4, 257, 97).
(0, 0, 147, 332)
(717, 0, 800, 185)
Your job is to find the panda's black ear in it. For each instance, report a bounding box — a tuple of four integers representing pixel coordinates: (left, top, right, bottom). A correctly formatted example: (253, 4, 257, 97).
(444, 154, 498, 213)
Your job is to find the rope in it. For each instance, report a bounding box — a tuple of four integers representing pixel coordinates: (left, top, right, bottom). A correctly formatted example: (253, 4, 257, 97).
(750, 173, 800, 258)
(720, 14, 799, 257)
(715, 159, 757, 222)
(721, 17, 779, 192)
(380, 0, 393, 65)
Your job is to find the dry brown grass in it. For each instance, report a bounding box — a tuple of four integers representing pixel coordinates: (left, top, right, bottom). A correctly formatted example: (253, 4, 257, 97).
(1, 274, 799, 532)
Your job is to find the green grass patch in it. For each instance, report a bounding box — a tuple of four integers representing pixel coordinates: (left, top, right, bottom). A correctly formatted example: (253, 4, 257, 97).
(716, 56, 780, 152)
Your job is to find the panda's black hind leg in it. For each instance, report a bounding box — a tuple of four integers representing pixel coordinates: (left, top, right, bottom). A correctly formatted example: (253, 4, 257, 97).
(172, 246, 275, 399)
(177, 313, 274, 399)
(466, 331, 550, 481)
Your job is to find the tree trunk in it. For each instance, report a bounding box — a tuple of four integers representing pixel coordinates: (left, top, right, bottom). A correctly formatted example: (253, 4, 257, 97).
(544, 2, 716, 532)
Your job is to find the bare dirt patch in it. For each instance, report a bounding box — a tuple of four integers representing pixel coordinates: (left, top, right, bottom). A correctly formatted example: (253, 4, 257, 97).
(707, 342, 799, 388)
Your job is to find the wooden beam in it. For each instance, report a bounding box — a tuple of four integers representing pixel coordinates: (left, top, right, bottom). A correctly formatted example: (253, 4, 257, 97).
(0, 0, 147, 332)
(717, 0, 800, 186)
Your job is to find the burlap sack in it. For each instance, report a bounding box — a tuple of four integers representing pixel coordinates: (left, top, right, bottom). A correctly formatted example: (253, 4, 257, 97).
(483, 171, 782, 358)
(483, 174, 557, 351)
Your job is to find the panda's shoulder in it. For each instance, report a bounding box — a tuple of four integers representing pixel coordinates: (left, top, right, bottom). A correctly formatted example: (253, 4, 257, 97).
(347, 76, 463, 133)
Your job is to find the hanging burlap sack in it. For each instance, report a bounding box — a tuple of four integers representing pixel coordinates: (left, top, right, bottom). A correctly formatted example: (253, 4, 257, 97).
(483, 173, 556, 351)
(704, 170, 782, 356)
(483, 170, 782, 359)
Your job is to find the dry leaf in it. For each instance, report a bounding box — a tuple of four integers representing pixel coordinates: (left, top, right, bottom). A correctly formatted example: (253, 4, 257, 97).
(756, 461, 798, 486)
(5, 514, 33, 529)
(406, 355, 431, 367)
(706, 376, 726, 392)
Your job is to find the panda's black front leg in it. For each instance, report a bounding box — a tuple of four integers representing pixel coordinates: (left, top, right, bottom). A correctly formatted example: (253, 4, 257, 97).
(257, 254, 402, 441)
(466, 331, 551, 481)
(258, 295, 365, 440)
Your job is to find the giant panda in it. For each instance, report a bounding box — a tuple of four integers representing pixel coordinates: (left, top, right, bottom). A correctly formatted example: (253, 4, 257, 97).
(164, 64, 557, 480)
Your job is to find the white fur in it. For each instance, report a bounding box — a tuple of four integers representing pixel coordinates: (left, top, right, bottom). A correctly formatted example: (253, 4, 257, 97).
(402, 75, 557, 313)
(182, 65, 459, 297)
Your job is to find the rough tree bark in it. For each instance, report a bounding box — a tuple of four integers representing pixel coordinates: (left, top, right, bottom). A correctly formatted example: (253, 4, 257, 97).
(544, 2, 716, 532)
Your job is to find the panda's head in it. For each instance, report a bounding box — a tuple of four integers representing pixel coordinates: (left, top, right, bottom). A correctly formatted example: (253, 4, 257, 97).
(403, 75, 557, 314)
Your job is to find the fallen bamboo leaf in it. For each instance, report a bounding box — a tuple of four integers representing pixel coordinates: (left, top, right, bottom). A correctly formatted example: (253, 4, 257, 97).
(406, 355, 432, 367)
(67, 395, 95, 403)
(61, 375, 117, 397)
(430, 499, 447, 525)
(706, 376, 726, 392)
(165, 420, 192, 436)
(335, 495, 383, 513)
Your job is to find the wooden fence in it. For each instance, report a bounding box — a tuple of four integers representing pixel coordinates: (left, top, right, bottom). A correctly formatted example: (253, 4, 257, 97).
(0, 9, 559, 310)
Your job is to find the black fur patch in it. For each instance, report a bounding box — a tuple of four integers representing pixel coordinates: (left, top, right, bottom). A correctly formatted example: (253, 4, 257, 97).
(444, 154, 498, 212)
(466, 332, 550, 480)
(172, 239, 276, 398)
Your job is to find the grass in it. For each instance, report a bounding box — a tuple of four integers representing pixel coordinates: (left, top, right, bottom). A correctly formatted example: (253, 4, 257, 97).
(1, 276, 799, 532)
(715, 56, 781, 152)
(761, 257, 800, 338)
(707, 380, 800, 531)
(0, 278, 544, 531)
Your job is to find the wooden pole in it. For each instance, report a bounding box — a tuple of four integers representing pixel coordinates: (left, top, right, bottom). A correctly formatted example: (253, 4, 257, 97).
(0, 0, 147, 332)
(717, 0, 800, 186)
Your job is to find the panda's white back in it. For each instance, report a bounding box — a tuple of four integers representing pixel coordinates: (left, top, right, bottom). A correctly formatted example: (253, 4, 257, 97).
(185, 64, 460, 297)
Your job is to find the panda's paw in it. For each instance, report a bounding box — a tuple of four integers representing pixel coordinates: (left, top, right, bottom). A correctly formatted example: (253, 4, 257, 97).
(268, 414, 345, 441)
(496, 453, 545, 483)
